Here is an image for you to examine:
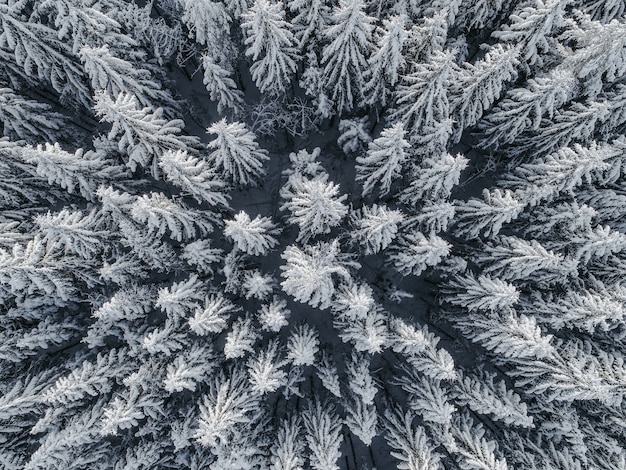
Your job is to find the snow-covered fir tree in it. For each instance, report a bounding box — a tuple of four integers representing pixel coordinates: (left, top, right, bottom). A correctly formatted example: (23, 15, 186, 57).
(280, 172, 348, 243)
(356, 121, 410, 197)
(2, 1, 626, 468)
(241, 0, 298, 95)
(206, 118, 269, 187)
(320, 0, 374, 114)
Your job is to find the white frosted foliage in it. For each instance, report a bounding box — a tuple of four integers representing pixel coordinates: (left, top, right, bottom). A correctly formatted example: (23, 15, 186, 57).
(280, 240, 354, 309)
(455, 189, 525, 238)
(224, 211, 279, 255)
(258, 297, 291, 332)
(242, 269, 275, 300)
(389, 232, 451, 276)
(281, 173, 348, 243)
(287, 324, 319, 366)
(224, 316, 259, 359)
(444, 273, 520, 312)
(351, 204, 405, 254)
(402, 153, 469, 203)
(189, 295, 238, 336)
(159, 149, 229, 208)
(356, 122, 410, 197)
(242, 0, 298, 95)
(247, 340, 288, 394)
(206, 119, 269, 186)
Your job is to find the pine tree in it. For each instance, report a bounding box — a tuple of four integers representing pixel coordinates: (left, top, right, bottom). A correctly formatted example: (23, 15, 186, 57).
(182, 239, 223, 276)
(454, 310, 556, 361)
(454, 369, 533, 428)
(280, 240, 356, 309)
(159, 149, 229, 208)
(450, 44, 519, 142)
(141, 319, 186, 356)
(286, 324, 320, 366)
(201, 53, 244, 115)
(86, 285, 152, 348)
(390, 50, 454, 146)
(405, 9, 448, 62)
(206, 118, 269, 187)
(156, 275, 205, 319)
(320, 0, 374, 114)
(0, 4, 91, 107)
(523, 285, 626, 333)
(280, 172, 348, 243)
(257, 297, 291, 332)
(2, 316, 82, 363)
(241, 0, 298, 95)
(129, 192, 213, 242)
(18, 143, 128, 202)
(335, 306, 389, 354)
(507, 99, 612, 157)
(120, 3, 183, 64)
(332, 282, 375, 321)
(456, 0, 506, 31)
(363, 14, 409, 106)
(2, 371, 58, 426)
(405, 201, 456, 234)
(224, 211, 280, 256)
(247, 340, 287, 394)
(511, 338, 626, 405)
(303, 400, 343, 470)
(177, 0, 232, 48)
(189, 294, 238, 336)
(36, 0, 128, 53)
(394, 368, 456, 426)
(79, 44, 171, 109)
(27, 399, 110, 468)
(43, 349, 116, 406)
(269, 416, 305, 470)
(454, 188, 525, 238)
(117, 219, 178, 272)
(315, 351, 341, 397)
(502, 141, 623, 205)
(443, 272, 520, 313)
(94, 92, 195, 177)
(242, 269, 275, 300)
(401, 152, 468, 203)
(520, 200, 597, 242)
(0, 87, 65, 142)
(344, 394, 377, 446)
(224, 316, 259, 359)
(0, 236, 80, 304)
(478, 70, 578, 148)
(345, 352, 377, 404)
(290, 0, 331, 49)
(194, 368, 262, 448)
(388, 232, 451, 276)
(571, 224, 626, 265)
(35, 209, 106, 259)
(356, 122, 410, 197)
(491, 0, 569, 67)
(475, 236, 578, 285)
(383, 408, 443, 470)
(581, 0, 625, 22)
(450, 412, 509, 470)
(164, 345, 215, 393)
(562, 16, 626, 98)
(350, 204, 405, 254)
(389, 318, 456, 381)
(337, 116, 372, 154)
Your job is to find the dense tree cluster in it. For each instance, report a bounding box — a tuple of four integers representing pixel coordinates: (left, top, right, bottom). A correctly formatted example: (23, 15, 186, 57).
(0, 0, 625, 469)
